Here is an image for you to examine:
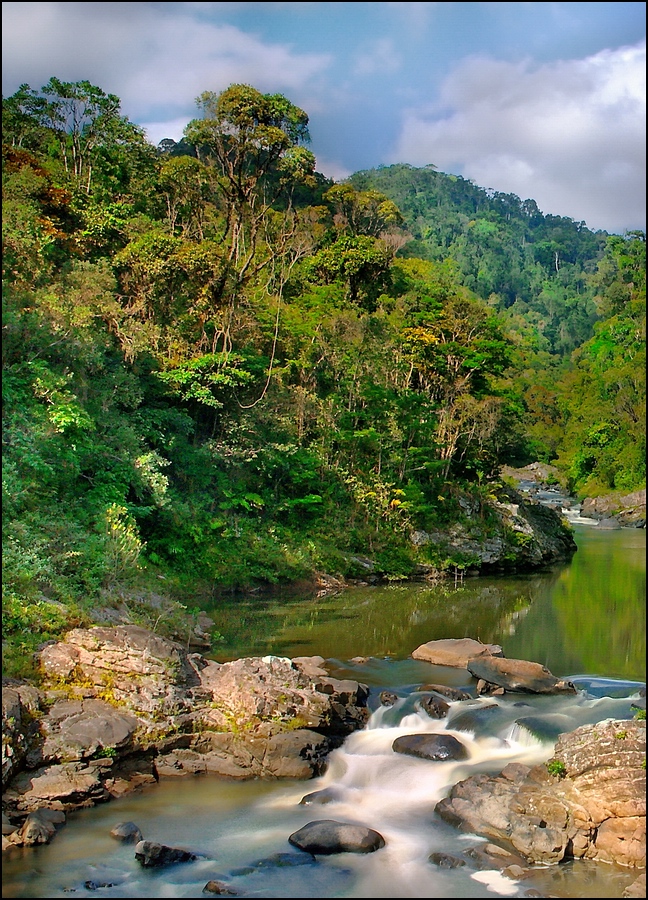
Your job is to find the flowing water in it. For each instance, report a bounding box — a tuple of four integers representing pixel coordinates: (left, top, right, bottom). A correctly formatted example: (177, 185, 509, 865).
(2, 525, 645, 899)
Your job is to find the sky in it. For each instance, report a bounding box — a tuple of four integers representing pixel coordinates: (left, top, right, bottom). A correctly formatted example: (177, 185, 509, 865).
(2, 2, 646, 235)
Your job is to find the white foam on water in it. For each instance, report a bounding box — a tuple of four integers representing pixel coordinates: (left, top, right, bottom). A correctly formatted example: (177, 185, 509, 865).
(471, 869, 521, 895)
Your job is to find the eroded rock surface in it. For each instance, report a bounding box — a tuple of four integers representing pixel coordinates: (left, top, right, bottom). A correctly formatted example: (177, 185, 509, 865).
(435, 719, 646, 868)
(2, 627, 370, 839)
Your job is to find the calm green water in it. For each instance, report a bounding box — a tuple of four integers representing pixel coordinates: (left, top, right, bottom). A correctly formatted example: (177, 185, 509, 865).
(206, 524, 646, 682)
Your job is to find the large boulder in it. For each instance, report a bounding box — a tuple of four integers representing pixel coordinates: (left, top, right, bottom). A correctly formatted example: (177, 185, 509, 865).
(193, 654, 369, 737)
(466, 656, 577, 695)
(435, 719, 646, 867)
(412, 638, 503, 667)
(288, 819, 385, 855)
(38, 625, 199, 718)
(39, 699, 139, 763)
(393, 733, 469, 762)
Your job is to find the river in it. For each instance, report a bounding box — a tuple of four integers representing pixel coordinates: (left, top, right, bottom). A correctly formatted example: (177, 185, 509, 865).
(2, 524, 645, 899)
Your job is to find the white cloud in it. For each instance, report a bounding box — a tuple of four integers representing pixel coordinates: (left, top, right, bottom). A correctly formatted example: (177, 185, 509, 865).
(2, 2, 332, 121)
(312, 154, 352, 183)
(391, 41, 646, 233)
(141, 117, 191, 147)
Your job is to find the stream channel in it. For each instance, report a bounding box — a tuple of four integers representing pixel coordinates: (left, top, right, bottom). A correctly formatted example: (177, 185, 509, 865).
(2, 507, 646, 899)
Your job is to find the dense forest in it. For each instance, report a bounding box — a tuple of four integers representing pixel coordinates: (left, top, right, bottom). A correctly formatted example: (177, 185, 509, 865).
(2, 80, 645, 677)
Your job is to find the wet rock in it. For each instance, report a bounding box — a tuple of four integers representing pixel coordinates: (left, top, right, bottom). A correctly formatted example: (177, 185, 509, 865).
(467, 656, 577, 694)
(515, 714, 573, 742)
(134, 839, 197, 867)
(418, 695, 450, 719)
(464, 841, 529, 870)
(110, 821, 143, 842)
(288, 819, 385, 855)
(428, 851, 465, 868)
(203, 880, 241, 895)
(623, 873, 647, 898)
(418, 684, 473, 701)
(231, 851, 316, 875)
(379, 691, 399, 707)
(435, 719, 646, 867)
(4, 808, 66, 846)
(411, 638, 503, 667)
(447, 701, 503, 733)
(392, 733, 469, 761)
(300, 787, 341, 805)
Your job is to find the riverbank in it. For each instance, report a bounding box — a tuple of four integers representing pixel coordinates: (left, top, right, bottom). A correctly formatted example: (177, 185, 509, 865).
(2, 629, 645, 897)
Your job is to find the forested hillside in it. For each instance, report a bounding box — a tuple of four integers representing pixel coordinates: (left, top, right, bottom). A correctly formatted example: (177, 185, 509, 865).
(2, 80, 645, 676)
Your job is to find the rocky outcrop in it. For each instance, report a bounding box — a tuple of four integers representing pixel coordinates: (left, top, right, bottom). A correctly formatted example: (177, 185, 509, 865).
(435, 718, 646, 868)
(2, 681, 42, 789)
(411, 482, 576, 572)
(2, 626, 370, 837)
(581, 490, 646, 529)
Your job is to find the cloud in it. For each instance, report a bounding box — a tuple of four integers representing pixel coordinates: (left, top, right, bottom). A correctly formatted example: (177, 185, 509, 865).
(353, 38, 401, 76)
(391, 40, 646, 233)
(311, 154, 352, 183)
(2, 2, 332, 121)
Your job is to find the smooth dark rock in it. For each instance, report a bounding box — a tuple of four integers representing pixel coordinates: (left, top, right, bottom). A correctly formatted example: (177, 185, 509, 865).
(514, 714, 573, 742)
(134, 839, 197, 867)
(288, 819, 385, 855)
(418, 695, 451, 719)
(203, 880, 241, 895)
(392, 733, 469, 761)
(299, 787, 340, 805)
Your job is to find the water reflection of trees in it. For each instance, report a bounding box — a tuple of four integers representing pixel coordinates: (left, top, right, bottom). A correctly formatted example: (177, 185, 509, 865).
(204, 531, 645, 683)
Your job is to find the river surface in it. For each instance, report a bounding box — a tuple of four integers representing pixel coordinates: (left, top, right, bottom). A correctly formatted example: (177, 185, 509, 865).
(2, 524, 646, 899)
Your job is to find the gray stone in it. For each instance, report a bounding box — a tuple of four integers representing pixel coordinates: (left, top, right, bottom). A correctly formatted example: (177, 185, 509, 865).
(110, 821, 143, 843)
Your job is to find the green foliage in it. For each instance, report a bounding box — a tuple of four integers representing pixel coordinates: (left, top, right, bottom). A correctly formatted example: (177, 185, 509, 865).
(2, 76, 644, 680)
(545, 759, 567, 778)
